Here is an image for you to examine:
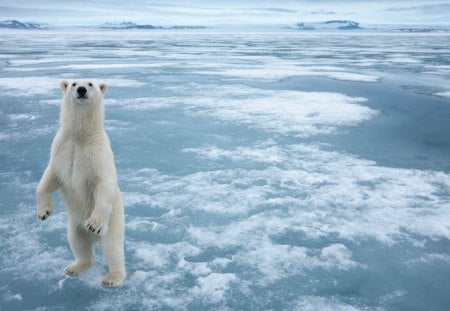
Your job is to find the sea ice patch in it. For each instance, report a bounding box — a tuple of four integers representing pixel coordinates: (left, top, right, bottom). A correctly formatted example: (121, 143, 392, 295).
(293, 295, 362, 311)
(0, 76, 60, 96)
(142, 84, 377, 137)
(0, 77, 145, 97)
(190, 273, 237, 304)
(106, 97, 175, 110)
(182, 142, 450, 244)
(197, 64, 380, 82)
(320, 244, 360, 269)
(7, 113, 39, 122)
(436, 91, 450, 99)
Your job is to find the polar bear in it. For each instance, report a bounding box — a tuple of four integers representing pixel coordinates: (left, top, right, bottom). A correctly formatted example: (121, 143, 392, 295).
(36, 80, 126, 287)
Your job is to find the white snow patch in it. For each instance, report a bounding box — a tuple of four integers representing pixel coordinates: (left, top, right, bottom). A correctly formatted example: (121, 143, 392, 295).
(38, 99, 60, 106)
(183, 144, 285, 163)
(234, 241, 361, 283)
(126, 217, 159, 232)
(197, 66, 380, 82)
(320, 244, 359, 269)
(209, 257, 232, 270)
(0, 76, 60, 96)
(436, 91, 450, 99)
(7, 57, 93, 66)
(0, 133, 10, 140)
(293, 295, 363, 311)
(238, 242, 310, 282)
(2, 292, 23, 301)
(190, 273, 237, 304)
(387, 55, 422, 64)
(150, 84, 378, 137)
(98, 78, 146, 88)
(424, 65, 450, 76)
(122, 192, 154, 207)
(8, 63, 167, 71)
(182, 141, 450, 247)
(107, 97, 175, 110)
(324, 71, 380, 82)
(133, 241, 201, 269)
(8, 113, 38, 121)
(0, 77, 144, 96)
(406, 253, 450, 265)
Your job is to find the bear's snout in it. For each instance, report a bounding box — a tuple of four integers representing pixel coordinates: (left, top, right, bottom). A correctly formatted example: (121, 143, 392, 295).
(77, 86, 87, 98)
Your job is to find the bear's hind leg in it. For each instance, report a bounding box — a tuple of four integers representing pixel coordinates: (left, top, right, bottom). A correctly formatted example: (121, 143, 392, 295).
(65, 221, 95, 277)
(100, 215, 126, 287)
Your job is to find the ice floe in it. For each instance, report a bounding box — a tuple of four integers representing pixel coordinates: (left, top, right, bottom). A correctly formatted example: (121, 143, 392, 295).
(124, 84, 377, 137)
(0, 77, 145, 96)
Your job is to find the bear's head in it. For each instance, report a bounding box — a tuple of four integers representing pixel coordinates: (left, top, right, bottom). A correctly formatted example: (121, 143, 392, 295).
(60, 80, 107, 106)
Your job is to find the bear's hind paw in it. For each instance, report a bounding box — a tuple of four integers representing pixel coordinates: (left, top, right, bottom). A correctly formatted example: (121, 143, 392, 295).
(102, 271, 126, 287)
(64, 261, 92, 277)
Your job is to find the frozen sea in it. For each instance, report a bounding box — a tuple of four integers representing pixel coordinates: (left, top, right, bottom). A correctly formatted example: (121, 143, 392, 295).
(1, 29, 450, 310)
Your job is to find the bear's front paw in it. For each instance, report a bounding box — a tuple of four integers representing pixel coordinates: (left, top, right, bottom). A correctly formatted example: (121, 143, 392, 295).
(37, 198, 55, 221)
(85, 216, 108, 235)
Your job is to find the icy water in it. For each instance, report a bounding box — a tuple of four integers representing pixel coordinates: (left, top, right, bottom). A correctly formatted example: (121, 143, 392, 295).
(1, 30, 450, 310)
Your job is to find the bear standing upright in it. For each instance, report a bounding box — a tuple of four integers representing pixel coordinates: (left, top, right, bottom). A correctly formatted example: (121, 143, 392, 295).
(36, 80, 126, 287)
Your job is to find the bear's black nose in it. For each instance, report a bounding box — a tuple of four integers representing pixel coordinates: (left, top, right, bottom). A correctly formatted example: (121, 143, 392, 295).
(77, 86, 87, 97)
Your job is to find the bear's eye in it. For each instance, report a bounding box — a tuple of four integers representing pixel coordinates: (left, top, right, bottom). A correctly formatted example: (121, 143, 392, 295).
(72, 82, 76, 87)
(88, 82, 93, 87)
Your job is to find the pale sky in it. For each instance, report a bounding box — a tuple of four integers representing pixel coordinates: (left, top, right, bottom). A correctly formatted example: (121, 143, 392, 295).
(1, 0, 450, 26)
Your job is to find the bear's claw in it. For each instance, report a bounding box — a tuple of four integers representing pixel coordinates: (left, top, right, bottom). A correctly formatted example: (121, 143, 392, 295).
(86, 224, 101, 234)
(37, 196, 55, 221)
(38, 209, 52, 220)
(85, 217, 107, 235)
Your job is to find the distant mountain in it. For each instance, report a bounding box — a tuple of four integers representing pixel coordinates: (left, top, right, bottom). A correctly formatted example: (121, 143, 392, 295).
(394, 27, 448, 33)
(166, 25, 209, 30)
(100, 22, 160, 29)
(295, 20, 362, 30)
(0, 20, 50, 29)
(100, 21, 208, 30)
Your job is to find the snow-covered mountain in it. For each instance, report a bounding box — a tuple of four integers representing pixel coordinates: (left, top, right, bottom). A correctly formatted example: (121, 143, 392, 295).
(100, 22, 208, 30)
(100, 22, 160, 29)
(296, 20, 362, 30)
(0, 20, 50, 29)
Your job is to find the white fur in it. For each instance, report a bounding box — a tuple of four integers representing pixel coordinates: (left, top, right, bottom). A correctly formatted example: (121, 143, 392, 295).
(36, 80, 126, 287)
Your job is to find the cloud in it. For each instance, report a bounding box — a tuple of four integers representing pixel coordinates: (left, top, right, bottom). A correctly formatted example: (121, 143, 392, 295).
(248, 7, 298, 14)
(310, 10, 336, 15)
(1, 1, 450, 29)
(385, 3, 450, 15)
(0, 1, 300, 26)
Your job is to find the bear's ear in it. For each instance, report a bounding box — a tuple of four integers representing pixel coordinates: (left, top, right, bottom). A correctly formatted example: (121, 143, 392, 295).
(99, 83, 107, 95)
(60, 80, 69, 92)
